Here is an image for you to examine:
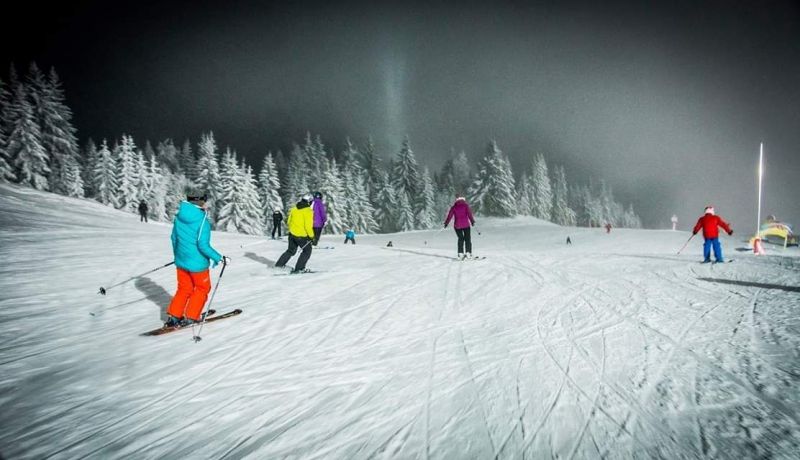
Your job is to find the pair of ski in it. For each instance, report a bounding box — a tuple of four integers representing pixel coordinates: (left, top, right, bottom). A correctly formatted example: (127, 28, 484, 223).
(141, 308, 243, 336)
(455, 256, 486, 261)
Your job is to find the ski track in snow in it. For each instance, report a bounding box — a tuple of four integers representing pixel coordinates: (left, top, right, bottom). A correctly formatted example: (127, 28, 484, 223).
(1, 183, 800, 459)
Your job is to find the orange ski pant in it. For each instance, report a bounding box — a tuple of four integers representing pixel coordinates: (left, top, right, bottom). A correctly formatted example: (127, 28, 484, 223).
(167, 268, 211, 321)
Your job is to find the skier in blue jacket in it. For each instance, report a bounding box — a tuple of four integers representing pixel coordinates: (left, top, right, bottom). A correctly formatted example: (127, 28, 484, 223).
(166, 194, 227, 326)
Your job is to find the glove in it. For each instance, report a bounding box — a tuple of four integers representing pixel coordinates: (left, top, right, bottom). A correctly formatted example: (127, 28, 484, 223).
(443, 224, 447, 228)
(728, 230, 733, 236)
(213, 255, 230, 268)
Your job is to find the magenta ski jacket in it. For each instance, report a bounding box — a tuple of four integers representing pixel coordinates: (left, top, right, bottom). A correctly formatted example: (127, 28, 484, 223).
(312, 198, 327, 228)
(444, 198, 475, 230)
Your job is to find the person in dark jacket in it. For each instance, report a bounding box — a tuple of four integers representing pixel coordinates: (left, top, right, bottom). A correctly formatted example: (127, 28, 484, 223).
(166, 194, 226, 326)
(138, 200, 149, 222)
(275, 194, 315, 273)
(444, 196, 476, 260)
(692, 206, 733, 263)
(271, 208, 283, 239)
(311, 191, 327, 246)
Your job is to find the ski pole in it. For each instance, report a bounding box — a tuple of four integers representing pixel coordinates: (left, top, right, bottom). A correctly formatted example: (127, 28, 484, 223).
(676, 233, 695, 255)
(192, 257, 228, 342)
(474, 226, 482, 236)
(98, 261, 175, 295)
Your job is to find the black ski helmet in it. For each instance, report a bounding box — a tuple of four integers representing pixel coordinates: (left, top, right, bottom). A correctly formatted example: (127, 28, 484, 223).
(313, 191, 323, 199)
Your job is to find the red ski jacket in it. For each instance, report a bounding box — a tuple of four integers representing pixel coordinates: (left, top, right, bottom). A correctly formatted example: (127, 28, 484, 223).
(692, 214, 732, 239)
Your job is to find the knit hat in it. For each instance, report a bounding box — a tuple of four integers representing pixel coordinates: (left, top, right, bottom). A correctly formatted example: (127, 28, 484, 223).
(301, 193, 313, 203)
(187, 194, 207, 203)
(313, 191, 323, 199)
(704, 206, 715, 215)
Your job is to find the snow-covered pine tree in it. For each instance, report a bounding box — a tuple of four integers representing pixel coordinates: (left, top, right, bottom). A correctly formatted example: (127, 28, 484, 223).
(165, 172, 191, 219)
(283, 143, 308, 205)
(0, 77, 14, 182)
(258, 153, 284, 232)
(341, 163, 378, 234)
(92, 139, 118, 207)
(156, 139, 179, 173)
(195, 132, 220, 219)
(530, 153, 553, 221)
(319, 159, 346, 234)
(452, 150, 471, 195)
(395, 190, 415, 232)
(467, 140, 517, 217)
(415, 167, 437, 229)
(583, 183, 603, 227)
(216, 147, 238, 223)
(7, 81, 49, 190)
(301, 132, 328, 193)
(30, 67, 79, 194)
(81, 139, 98, 196)
(135, 149, 149, 204)
(241, 163, 265, 235)
(178, 139, 194, 179)
(61, 154, 84, 198)
(391, 137, 421, 222)
(373, 170, 397, 233)
(359, 136, 383, 202)
(115, 135, 140, 213)
(146, 156, 169, 221)
(517, 173, 534, 216)
(551, 165, 576, 226)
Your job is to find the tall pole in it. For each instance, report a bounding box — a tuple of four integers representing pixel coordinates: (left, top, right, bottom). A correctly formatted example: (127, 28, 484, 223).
(756, 142, 764, 236)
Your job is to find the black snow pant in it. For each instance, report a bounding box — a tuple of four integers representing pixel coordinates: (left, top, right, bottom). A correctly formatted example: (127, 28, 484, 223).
(344, 236, 355, 245)
(312, 227, 323, 246)
(275, 234, 313, 271)
(455, 227, 472, 254)
(139, 212, 148, 223)
(271, 218, 282, 238)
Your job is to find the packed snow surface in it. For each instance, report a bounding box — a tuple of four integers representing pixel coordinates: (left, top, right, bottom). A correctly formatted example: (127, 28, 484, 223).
(1, 183, 799, 459)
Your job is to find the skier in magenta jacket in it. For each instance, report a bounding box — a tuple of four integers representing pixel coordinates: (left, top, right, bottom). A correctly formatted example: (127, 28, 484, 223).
(444, 196, 476, 260)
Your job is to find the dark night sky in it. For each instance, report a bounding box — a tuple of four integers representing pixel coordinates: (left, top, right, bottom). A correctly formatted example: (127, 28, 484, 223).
(2, 0, 799, 230)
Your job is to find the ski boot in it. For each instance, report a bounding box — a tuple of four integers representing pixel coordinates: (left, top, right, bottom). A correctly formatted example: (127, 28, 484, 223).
(457, 253, 465, 261)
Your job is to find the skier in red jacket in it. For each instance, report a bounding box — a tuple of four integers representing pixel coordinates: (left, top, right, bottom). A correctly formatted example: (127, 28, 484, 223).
(692, 206, 733, 263)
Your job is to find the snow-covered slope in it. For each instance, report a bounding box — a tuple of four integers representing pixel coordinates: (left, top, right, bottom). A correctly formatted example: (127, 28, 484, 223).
(1, 183, 799, 459)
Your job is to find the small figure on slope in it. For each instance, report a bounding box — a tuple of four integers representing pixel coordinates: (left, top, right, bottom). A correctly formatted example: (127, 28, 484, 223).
(271, 208, 283, 239)
(166, 194, 227, 327)
(138, 199, 149, 223)
(275, 194, 315, 273)
(344, 228, 356, 245)
(444, 195, 476, 260)
(692, 206, 733, 263)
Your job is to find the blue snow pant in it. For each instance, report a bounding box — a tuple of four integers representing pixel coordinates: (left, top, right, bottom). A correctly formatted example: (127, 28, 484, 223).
(703, 237, 723, 262)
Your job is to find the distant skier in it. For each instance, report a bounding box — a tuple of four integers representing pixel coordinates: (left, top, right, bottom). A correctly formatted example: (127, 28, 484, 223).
(311, 191, 327, 246)
(386, 241, 393, 247)
(605, 223, 612, 233)
(166, 194, 227, 327)
(275, 194, 315, 273)
(271, 208, 283, 239)
(344, 228, 356, 245)
(444, 195, 476, 260)
(566, 236, 572, 245)
(692, 206, 733, 263)
(138, 200, 148, 223)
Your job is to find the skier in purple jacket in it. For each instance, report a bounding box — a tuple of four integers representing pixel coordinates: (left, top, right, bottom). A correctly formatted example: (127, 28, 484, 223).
(444, 196, 476, 260)
(311, 191, 327, 246)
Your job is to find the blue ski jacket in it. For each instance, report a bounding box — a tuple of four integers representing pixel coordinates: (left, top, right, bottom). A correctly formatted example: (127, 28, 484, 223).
(171, 201, 222, 272)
